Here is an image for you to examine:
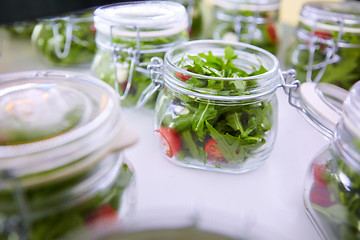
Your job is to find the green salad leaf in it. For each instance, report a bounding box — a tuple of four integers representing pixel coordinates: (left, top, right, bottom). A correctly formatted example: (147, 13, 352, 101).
(157, 46, 273, 168)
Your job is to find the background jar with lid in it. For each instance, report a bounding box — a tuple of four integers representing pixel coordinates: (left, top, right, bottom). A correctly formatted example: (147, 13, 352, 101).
(169, 0, 203, 40)
(285, 1, 360, 90)
(290, 80, 360, 240)
(145, 40, 298, 174)
(0, 71, 137, 240)
(210, 0, 280, 55)
(90, 1, 189, 109)
(31, 9, 96, 65)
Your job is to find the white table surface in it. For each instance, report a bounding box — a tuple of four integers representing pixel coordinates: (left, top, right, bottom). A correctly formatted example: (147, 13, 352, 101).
(0, 28, 328, 240)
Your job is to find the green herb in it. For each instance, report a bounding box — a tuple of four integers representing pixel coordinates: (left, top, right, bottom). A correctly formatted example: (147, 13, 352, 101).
(310, 151, 360, 239)
(213, 10, 278, 54)
(286, 28, 360, 90)
(0, 163, 133, 240)
(92, 33, 187, 109)
(31, 11, 96, 65)
(157, 46, 273, 169)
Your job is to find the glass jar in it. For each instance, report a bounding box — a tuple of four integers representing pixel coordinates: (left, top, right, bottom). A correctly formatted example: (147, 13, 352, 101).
(0, 70, 137, 240)
(286, 1, 360, 90)
(5, 21, 37, 38)
(211, 0, 280, 55)
(143, 40, 296, 174)
(31, 9, 96, 65)
(298, 81, 360, 240)
(170, 0, 203, 40)
(91, 1, 189, 109)
(66, 207, 251, 240)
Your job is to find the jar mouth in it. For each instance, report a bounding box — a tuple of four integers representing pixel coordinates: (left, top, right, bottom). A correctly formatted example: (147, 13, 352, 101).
(164, 40, 280, 100)
(300, 1, 360, 33)
(212, 0, 280, 12)
(0, 71, 123, 177)
(94, 1, 188, 38)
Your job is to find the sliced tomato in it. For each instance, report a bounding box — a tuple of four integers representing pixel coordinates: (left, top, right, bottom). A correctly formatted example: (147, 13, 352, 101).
(266, 23, 278, 43)
(313, 163, 328, 187)
(155, 127, 181, 158)
(176, 72, 191, 82)
(86, 204, 118, 227)
(204, 138, 226, 162)
(314, 30, 332, 40)
(310, 184, 335, 207)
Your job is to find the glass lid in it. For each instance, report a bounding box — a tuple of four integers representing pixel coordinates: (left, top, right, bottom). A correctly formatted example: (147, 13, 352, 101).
(300, 1, 360, 33)
(212, 0, 280, 12)
(0, 71, 122, 175)
(94, 1, 188, 38)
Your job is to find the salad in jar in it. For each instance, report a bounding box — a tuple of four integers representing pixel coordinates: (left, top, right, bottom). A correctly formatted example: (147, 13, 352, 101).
(31, 10, 96, 65)
(154, 41, 280, 173)
(306, 148, 360, 240)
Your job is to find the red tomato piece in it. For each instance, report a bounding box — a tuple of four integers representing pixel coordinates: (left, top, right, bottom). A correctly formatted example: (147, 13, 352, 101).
(90, 23, 96, 34)
(266, 23, 278, 43)
(155, 127, 181, 158)
(314, 30, 332, 40)
(313, 163, 328, 187)
(176, 72, 191, 82)
(86, 204, 118, 227)
(204, 138, 226, 162)
(310, 184, 335, 207)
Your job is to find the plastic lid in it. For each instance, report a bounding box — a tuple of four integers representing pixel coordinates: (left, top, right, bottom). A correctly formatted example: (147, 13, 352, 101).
(0, 71, 124, 177)
(299, 1, 360, 33)
(94, 1, 188, 38)
(212, 0, 280, 12)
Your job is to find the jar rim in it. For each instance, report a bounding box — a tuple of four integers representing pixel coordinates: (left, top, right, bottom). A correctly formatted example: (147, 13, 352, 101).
(212, 0, 280, 12)
(300, 1, 360, 33)
(94, 1, 188, 38)
(164, 40, 281, 100)
(0, 70, 123, 177)
(39, 9, 94, 23)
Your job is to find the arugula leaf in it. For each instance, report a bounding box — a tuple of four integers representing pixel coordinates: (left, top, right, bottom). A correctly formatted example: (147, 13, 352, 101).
(191, 102, 217, 141)
(181, 130, 207, 163)
(205, 121, 245, 163)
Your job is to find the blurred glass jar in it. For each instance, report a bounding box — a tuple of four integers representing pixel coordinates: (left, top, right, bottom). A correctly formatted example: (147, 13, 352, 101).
(0, 70, 137, 240)
(139, 40, 298, 173)
(286, 1, 360, 90)
(5, 21, 37, 38)
(67, 207, 252, 240)
(170, 0, 204, 40)
(211, 0, 280, 55)
(31, 10, 96, 65)
(90, 1, 189, 109)
(296, 80, 360, 240)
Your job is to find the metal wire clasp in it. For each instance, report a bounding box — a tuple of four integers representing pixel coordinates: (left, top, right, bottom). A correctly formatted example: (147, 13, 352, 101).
(52, 17, 73, 59)
(280, 69, 302, 110)
(110, 25, 141, 100)
(136, 57, 164, 109)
